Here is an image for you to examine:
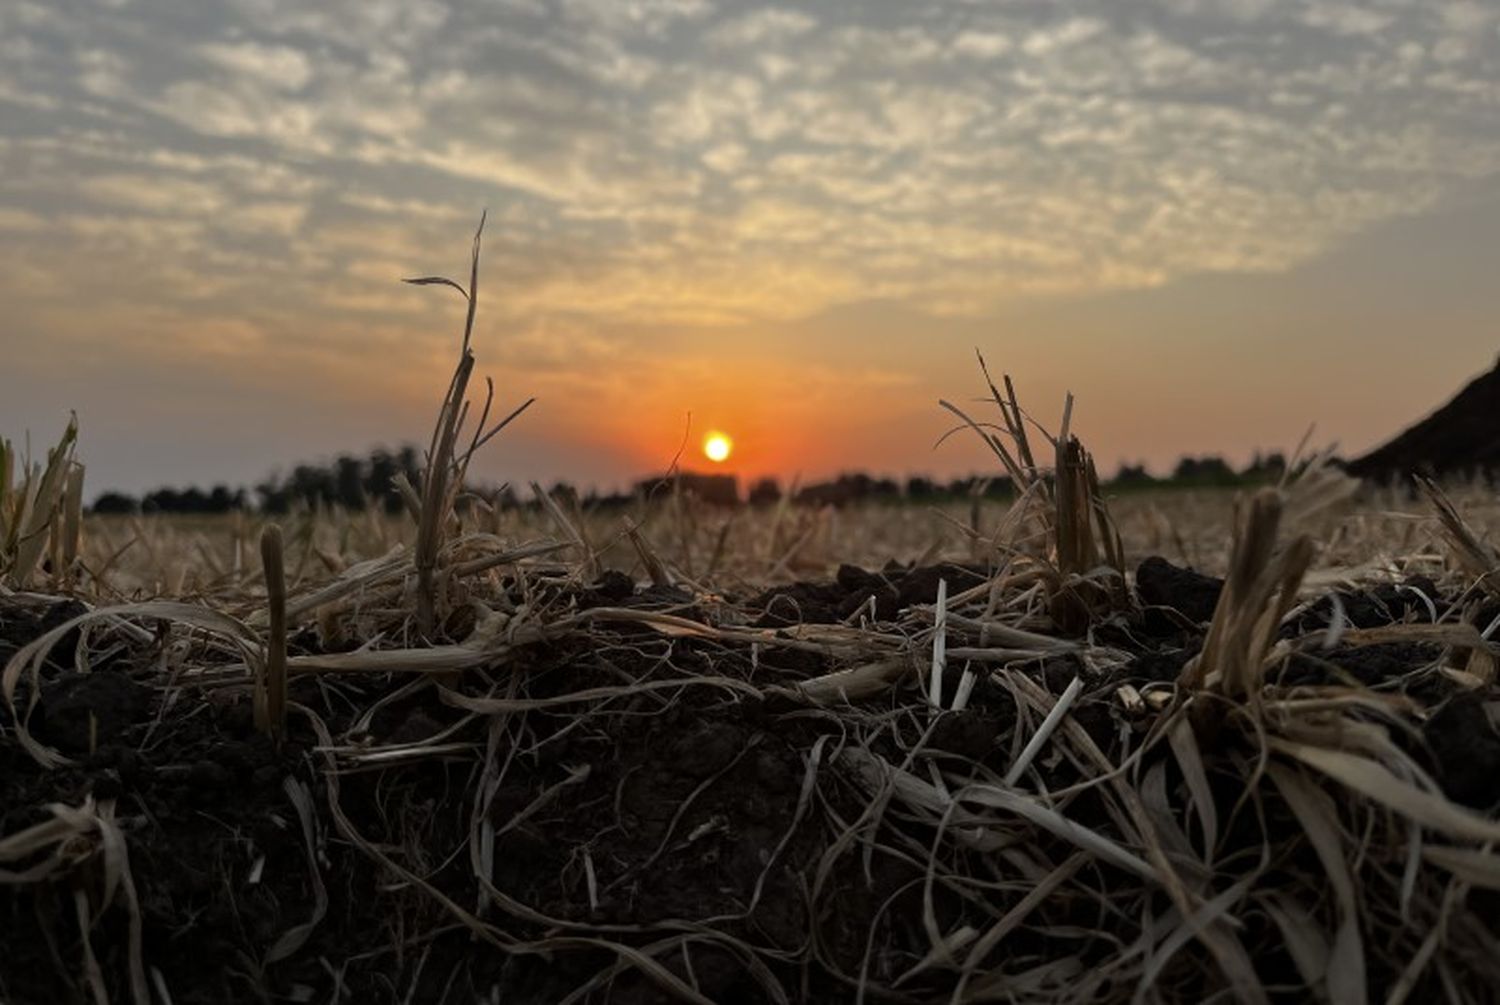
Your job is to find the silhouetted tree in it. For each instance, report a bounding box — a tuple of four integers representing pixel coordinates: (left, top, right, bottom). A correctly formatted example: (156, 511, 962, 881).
(584, 490, 635, 512)
(247, 446, 423, 513)
(794, 473, 903, 507)
(137, 486, 242, 514)
(365, 450, 403, 513)
(636, 473, 739, 507)
(981, 477, 1014, 500)
(1113, 463, 1155, 486)
(1172, 456, 1239, 486)
(256, 479, 291, 514)
(91, 492, 139, 515)
(945, 476, 978, 497)
(747, 477, 782, 506)
(905, 476, 937, 500)
(1241, 451, 1287, 482)
(208, 486, 245, 512)
(334, 455, 365, 510)
(492, 486, 520, 511)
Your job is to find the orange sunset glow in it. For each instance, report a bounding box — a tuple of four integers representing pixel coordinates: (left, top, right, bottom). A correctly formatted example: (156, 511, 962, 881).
(0, 0, 1496, 499)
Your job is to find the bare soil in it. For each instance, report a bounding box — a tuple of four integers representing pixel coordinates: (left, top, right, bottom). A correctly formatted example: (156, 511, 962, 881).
(3, 558, 1498, 1003)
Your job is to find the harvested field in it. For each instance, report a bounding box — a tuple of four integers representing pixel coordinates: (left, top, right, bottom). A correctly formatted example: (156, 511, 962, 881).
(10, 452, 1500, 1003)
(8, 232, 1500, 1004)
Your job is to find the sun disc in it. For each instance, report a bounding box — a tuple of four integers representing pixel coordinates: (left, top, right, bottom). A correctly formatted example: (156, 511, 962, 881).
(704, 432, 733, 463)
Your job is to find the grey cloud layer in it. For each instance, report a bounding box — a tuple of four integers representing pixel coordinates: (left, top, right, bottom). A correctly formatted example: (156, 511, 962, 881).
(1, 0, 1498, 344)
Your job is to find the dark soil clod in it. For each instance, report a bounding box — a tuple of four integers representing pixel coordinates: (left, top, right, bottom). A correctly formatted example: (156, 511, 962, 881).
(1425, 694, 1500, 810)
(34, 670, 148, 755)
(0, 593, 89, 669)
(1134, 556, 1224, 623)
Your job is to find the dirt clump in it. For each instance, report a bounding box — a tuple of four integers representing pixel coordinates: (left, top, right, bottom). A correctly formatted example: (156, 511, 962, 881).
(1134, 555, 1223, 623)
(1423, 694, 1500, 810)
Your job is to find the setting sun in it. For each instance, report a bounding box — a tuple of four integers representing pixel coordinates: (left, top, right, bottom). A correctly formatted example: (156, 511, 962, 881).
(703, 431, 733, 463)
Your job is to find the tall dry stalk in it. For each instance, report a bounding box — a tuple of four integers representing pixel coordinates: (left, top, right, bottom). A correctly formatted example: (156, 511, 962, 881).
(1176, 452, 1355, 733)
(404, 214, 533, 637)
(1, 415, 82, 589)
(1418, 476, 1500, 600)
(1051, 432, 1128, 630)
(257, 524, 288, 740)
(1178, 489, 1315, 704)
(940, 354, 1126, 632)
(60, 463, 85, 582)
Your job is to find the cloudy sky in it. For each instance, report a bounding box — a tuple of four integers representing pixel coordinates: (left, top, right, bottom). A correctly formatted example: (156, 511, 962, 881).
(2, 0, 1498, 496)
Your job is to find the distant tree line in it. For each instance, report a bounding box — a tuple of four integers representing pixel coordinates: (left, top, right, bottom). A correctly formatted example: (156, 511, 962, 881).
(93, 485, 249, 515)
(252, 447, 425, 514)
(1112, 451, 1288, 490)
(89, 447, 1300, 515)
(92, 447, 424, 515)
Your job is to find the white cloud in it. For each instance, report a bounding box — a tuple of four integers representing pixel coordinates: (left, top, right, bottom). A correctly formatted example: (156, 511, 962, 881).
(0, 207, 46, 230)
(709, 8, 817, 47)
(77, 49, 131, 100)
(952, 31, 1013, 59)
(1022, 17, 1107, 57)
(0, 0, 1496, 335)
(558, 0, 711, 35)
(1302, 4, 1394, 36)
(701, 141, 747, 173)
(199, 41, 313, 91)
(222, 201, 308, 235)
(84, 174, 225, 215)
(1440, 2, 1495, 33)
(155, 80, 330, 153)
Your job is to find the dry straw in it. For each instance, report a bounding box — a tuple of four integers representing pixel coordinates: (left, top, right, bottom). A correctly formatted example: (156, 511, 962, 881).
(256, 523, 288, 739)
(404, 212, 534, 637)
(939, 352, 1126, 633)
(1, 414, 82, 589)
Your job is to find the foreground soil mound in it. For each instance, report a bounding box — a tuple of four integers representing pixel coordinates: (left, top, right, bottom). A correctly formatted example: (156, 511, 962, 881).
(7, 545, 1500, 1003)
(1348, 355, 1500, 483)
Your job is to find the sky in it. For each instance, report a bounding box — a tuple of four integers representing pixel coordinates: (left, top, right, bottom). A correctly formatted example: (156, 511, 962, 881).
(1, 0, 1498, 497)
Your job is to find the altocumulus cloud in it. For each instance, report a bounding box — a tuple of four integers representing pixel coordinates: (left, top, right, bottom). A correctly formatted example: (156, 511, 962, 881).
(2, 0, 1498, 328)
(0, 0, 1498, 487)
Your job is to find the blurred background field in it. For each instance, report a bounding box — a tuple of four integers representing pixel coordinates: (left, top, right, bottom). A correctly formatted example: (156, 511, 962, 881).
(72, 482, 1472, 602)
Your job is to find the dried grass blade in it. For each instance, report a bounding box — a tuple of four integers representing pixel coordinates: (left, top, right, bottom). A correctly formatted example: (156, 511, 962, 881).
(949, 851, 1087, 999)
(929, 577, 948, 710)
(533, 482, 598, 579)
(796, 657, 910, 705)
(1418, 477, 1500, 599)
(1135, 874, 1261, 1005)
(258, 524, 287, 739)
(623, 517, 672, 588)
(1421, 844, 1500, 889)
(956, 782, 1159, 881)
(266, 779, 330, 963)
(1260, 893, 1329, 990)
(439, 675, 763, 712)
(62, 461, 84, 575)
(1167, 715, 1219, 861)
(1267, 762, 1365, 1004)
(1003, 674, 1082, 787)
(1272, 738, 1500, 843)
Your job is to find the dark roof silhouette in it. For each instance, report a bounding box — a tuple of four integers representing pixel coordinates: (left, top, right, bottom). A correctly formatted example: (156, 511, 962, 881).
(1347, 354, 1500, 483)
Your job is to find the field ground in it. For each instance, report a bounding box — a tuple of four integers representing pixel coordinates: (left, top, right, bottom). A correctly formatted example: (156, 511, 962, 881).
(7, 481, 1500, 1003)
